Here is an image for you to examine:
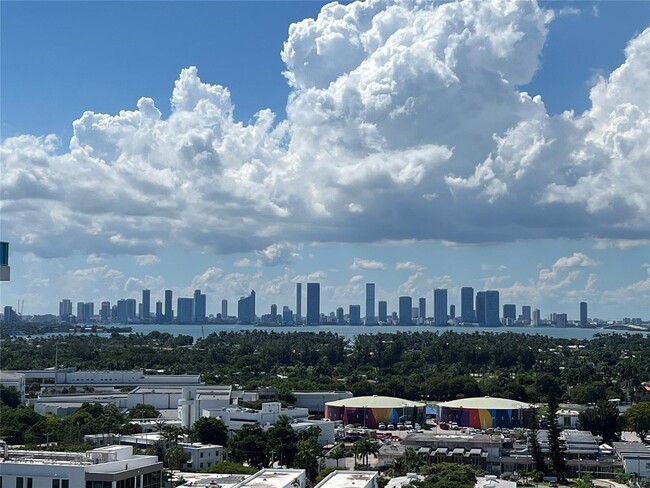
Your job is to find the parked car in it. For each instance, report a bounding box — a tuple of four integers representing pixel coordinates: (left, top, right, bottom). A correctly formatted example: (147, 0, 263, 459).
(378, 423, 386, 430)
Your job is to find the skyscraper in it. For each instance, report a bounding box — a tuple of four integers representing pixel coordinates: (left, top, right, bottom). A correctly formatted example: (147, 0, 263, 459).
(476, 291, 486, 325)
(221, 299, 228, 318)
(418, 297, 426, 322)
(100, 301, 111, 323)
(126, 299, 137, 320)
(378, 301, 388, 323)
(461, 287, 474, 323)
(398, 296, 413, 325)
(485, 291, 500, 326)
(296, 283, 302, 325)
(237, 290, 256, 324)
(580, 302, 588, 326)
(155, 301, 163, 322)
(532, 309, 540, 326)
(59, 299, 72, 321)
(522, 305, 532, 324)
(306, 283, 320, 325)
(271, 304, 278, 322)
(116, 299, 128, 323)
(164, 290, 173, 323)
(193, 289, 206, 323)
(365, 283, 376, 325)
(336, 307, 345, 325)
(449, 304, 456, 319)
(503, 304, 516, 323)
(142, 289, 151, 321)
(433, 289, 448, 325)
(177, 298, 194, 323)
(349, 305, 361, 325)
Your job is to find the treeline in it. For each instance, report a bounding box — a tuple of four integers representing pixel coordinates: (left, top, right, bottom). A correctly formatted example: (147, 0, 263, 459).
(2, 330, 649, 403)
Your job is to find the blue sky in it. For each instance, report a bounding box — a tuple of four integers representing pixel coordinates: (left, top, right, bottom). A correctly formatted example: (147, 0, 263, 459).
(1, 1, 649, 320)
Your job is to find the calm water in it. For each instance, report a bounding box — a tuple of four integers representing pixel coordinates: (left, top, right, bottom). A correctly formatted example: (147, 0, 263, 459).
(103, 323, 648, 341)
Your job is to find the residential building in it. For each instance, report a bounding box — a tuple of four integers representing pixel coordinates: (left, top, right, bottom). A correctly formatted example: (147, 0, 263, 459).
(398, 296, 412, 325)
(419, 297, 426, 323)
(580, 301, 588, 326)
(461, 287, 474, 323)
(336, 307, 344, 325)
(521, 305, 532, 324)
(142, 288, 150, 321)
(349, 305, 361, 325)
(378, 300, 388, 323)
(222, 299, 228, 318)
(164, 289, 173, 322)
(503, 304, 516, 324)
(238, 290, 256, 324)
(532, 309, 540, 327)
(306, 283, 320, 325)
(365, 283, 376, 325)
(296, 282, 302, 325)
(177, 297, 194, 323)
(193, 289, 206, 323)
(434, 289, 447, 325)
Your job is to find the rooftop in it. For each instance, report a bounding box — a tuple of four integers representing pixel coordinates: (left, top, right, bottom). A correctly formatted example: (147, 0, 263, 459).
(314, 471, 377, 488)
(178, 474, 250, 487)
(236, 469, 305, 488)
(326, 395, 424, 409)
(437, 397, 531, 410)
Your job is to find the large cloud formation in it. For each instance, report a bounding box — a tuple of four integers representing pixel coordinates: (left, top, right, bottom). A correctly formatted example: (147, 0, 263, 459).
(2, 0, 649, 258)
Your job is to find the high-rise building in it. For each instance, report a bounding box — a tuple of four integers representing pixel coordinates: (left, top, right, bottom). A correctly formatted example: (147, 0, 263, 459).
(126, 299, 137, 320)
(365, 283, 376, 325)
(85, 302, 94, 322)
(378, 301, 388, 323)
(580, 302, 588, 326)
(522, 305, 532, 324)
(0, 241, 9, 281)
(77, 302, 86, 323)
(306, 283, 320, 325)
(398, 296, 412, 325)
(155, 301, 163, 322)
(349, 305, 361, 325)
(485, 291, 499, 326)
(556, 313, 568, 328)
(476, 292, 486, 325)
(296, 283, 302, 325)
(283, 306, 294, 325)
(271, 304, 278, 323)
(532, 309, 540, 326)
(142, 289, 150, 321)
(116, 299, 128, 323)
(503, 304, 516, 323)
(164, 290, 173, 323)
(221, 299, 228, 318)
(193, 289, 206, 323)
(418, 297, 426, 322)
(461, 287, 474, 323)
(177, 298, 194, 323)
(100, 301, 111, 323)
(59, 299, 73, 321)
(449, 304, 456, 319)
(433, 289, 448, 326)
(237, 290, 256, 324)
(336, 307, 345, 325)
(3, 305, 17, 324)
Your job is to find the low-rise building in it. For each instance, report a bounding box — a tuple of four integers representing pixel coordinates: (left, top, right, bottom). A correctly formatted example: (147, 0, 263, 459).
(314, 470, 377, 488)
(613, 441, 650, 478)
(292, 391, 353, 414)
(0, 444, 162, 487)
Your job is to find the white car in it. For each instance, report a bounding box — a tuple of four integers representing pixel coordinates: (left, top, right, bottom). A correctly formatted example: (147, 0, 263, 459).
(378, 423, 386, 430)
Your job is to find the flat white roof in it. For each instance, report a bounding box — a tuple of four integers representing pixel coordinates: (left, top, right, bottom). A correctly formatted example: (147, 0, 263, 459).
(236, 469, 305, 488)
(177, 473, 251, 487)
(315, 471, 377, 488)
(437, 396, 531, 410)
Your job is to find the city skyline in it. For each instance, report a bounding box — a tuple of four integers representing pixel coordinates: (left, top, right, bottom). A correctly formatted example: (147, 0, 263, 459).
(1, 1, 648, 320)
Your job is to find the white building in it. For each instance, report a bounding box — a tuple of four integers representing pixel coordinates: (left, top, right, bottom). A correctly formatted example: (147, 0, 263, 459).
(235, 469, 307, 488)
(556, 409, 580, 429)
(314, 470, 378, 488)
(0, 371, 26, 403)
(180, 442, 223, 472)
(613, 442, 650, 478)
(0, 444, 162, 487)
(475, 476, 516, 488)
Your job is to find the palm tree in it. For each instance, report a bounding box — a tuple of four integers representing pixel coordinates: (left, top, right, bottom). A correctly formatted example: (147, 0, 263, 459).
(328, 443, 351, 468)
(352, 439, 380, 467)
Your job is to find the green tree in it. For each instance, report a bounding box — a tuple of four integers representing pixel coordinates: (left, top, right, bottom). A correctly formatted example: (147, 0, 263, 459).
(578, 400, 621, 444)
(415, 463, 477, 488)
(327, 443, 351, 468)
(389, 447, 423, 477)
(202, 461, 258, 474)
(294, 437, 321, 481)
(528, 406, 546, 474)
(623, 402, 650, 442)
(266, 415, 298, 466)
(165, 446, 189, 484)
(352, 438, 380, 467)
(128, 403, 161, 419)
(545, 393, 566, 477)
(227, 424, 269, 468)
(192, 417, 229, 446)
(0, 386, 22, 408)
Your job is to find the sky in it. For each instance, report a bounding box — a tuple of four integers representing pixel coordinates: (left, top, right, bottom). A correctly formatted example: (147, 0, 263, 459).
(1, 0, 649, 321)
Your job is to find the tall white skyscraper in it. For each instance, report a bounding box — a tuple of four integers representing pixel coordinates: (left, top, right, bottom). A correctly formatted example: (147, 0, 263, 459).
(365, 283, 376, 324)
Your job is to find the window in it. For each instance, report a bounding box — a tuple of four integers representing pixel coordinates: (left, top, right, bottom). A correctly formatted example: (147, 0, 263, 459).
(62, 482, 69, 488)
(16, 478, 23, 488)
(200, 452, 204, 457)
(27, 480, 32, 488)
(52, 482, 60, 488)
